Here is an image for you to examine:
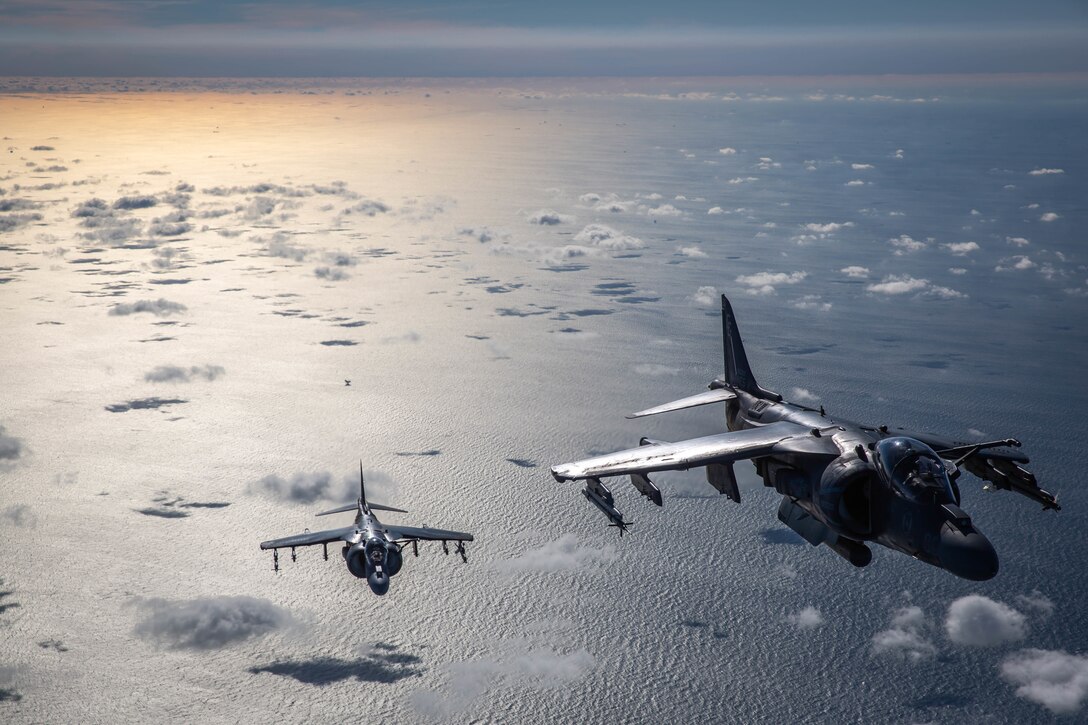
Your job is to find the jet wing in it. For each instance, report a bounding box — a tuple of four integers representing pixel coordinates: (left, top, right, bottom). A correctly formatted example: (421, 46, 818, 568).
(551, 421, 835, 482)
(383, 524, 473, 542)
(259, 525, 357, 550)
(893, 428, 1058, 510)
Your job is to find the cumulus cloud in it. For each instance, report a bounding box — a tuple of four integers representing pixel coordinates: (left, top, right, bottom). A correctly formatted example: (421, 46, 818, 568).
(527, 209, 574, 226)
(691, 285, 718, 306)
(871, 605, 936, 661)
(1040, 212, 1060, 222)
(791, 295, 831, 311)
(249, 468, 392, 506)
(786, 606, 824, 629)
(459, 226, 497, 243)
(634, 364, 679, 376)
(844, 180, 866, 186)
(144, 364, 225, 383)
(109, 299, 187, 317)
(0, 426, 22, 460)
(804, 222, 853, 234)
(1, 504, 36, 528)
(790, 387, 820, 403)
(707, 206, 724, 215)
(314, 266, 350, 281)
(945, 595, 1027, 647)
(341, 198, 390, 216)
(851, 163, 874, 170)
(996, 255, 1035, 272)
(258, 232, 308, 261)
(735, 271, 806, 295)
(889, 234, 927, 253)
(500, 534, 616, 572)
(572, 224, 644, 251)
(412, 647, 595, 719)
(841, 266, 869, 278)
(647, 204, 682, 217)
(943, 241, 979, 255)
(677, 245, 706, 258)
(134, 596, 293, 650)
(1001, 649, 1088, 714)
(727, 176, 758, 184)
(718, 147, 737, 155)
(1028, 168, 1064, 175)
(113, 195, 157, 210)
(1007, 236, 1030, 246)
(866, 275, 926, 296)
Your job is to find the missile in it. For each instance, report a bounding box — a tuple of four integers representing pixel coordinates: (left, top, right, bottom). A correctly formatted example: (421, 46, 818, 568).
(630, 472, 662, 507)
(582, 477, 631, 533)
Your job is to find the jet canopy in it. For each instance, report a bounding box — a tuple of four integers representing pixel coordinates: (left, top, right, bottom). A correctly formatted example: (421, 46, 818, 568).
(874, 437, 955, 504)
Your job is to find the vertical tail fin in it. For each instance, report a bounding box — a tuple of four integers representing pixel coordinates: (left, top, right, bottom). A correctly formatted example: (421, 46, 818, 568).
(721, 294, 780, 401)
(359, 461, 367, 512)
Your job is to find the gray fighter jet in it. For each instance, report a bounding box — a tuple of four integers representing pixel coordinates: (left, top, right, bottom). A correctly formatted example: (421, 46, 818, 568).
(260, 464, 473, 595)
(552, 295, 1059, 581)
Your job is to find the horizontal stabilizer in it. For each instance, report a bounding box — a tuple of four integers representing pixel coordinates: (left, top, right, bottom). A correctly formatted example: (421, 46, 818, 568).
(368, 502, 408, 514)
(627, 389, 737, 419)
(316, 503, 357, 517)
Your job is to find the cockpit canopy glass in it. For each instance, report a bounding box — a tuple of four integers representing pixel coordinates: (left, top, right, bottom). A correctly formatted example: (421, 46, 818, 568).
(874, 437, 955, 503)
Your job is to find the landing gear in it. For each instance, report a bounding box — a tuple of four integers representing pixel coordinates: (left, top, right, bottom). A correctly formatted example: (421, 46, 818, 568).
(412, 540, 419, 558)
(455, 541, 468, 563)
(442, 540, 449, 555)
(273, 549, 280, 573)
(323, 543, 328, 561)
(291, 547, 297, 563)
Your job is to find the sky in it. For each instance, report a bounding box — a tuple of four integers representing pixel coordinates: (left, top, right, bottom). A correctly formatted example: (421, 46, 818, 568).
(0, 0, 1086, 76)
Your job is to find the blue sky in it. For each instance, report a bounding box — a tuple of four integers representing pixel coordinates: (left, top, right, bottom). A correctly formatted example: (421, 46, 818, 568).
(0, 0, 1086, 76)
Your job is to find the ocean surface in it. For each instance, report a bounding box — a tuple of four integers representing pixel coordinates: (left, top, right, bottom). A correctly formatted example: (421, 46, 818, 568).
(1, 76, 1086, 723)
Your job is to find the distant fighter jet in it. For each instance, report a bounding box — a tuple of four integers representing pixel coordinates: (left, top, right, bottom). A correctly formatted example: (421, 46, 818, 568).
(260, 464, 473, 595)
(552, 295, 1058, 581)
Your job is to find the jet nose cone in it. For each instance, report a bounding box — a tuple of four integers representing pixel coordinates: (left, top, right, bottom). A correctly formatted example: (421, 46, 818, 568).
(939, 524, 999, 581)
(367, 572, 390, 595)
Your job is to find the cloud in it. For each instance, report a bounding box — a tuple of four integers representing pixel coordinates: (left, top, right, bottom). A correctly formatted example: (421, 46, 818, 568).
(1028, 168, 1064, 175)
(258, 232, 308, 261)
(1040, 212, 1060, 222)
(1007, 236, 1030, 246)
(943, 241, 979, 255)
(945, 595, 1027, 647)
(144, 364, 225, 383)
(647, 203, 682, 217)
(0, 426, 22, 460)
(1001, 649, 1088, 714)
(690, 285, 718, 306)
(109, 298, 187, 316)
(791, 295, 831, 311)
(871, 605, 936, 661)
(851, 163, 874, 170)
(804, 222, 853, 234)
(572, 223, 644, 251)
(314, 266, 349, 281)
(500, 534, 616, 572)
(1, 505, 36, 528)
(249, 469, 392, 505)
(735, 270, 806, 295)
(889, 234, 927, 253)
(134, 596, 293, 650)
(786, 606, 824, 629)
(677, 245, 706, 258)
(411, 646, 595, 719)
(459, 226, 497, 243)
(634, 364, 679, 376)
(845, 179, 866, 186)
(790, 387, 820, 403)
(527, 209, 573, 225)
(866, 275, 928, 295)
(718, 147, 736, 155)
(840, 266, 869, 278)
(996, 255, 1035, 272)
(113, 195, 157, 210)
(1015, 591, 1055, 618)
(727, 176, 758, 184)
(707, 206, 724, 215)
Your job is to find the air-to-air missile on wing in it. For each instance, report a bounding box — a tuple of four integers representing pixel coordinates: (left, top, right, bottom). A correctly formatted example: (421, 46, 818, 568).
(552, 295, 1059, 581)
(260, 464, 473, 595)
